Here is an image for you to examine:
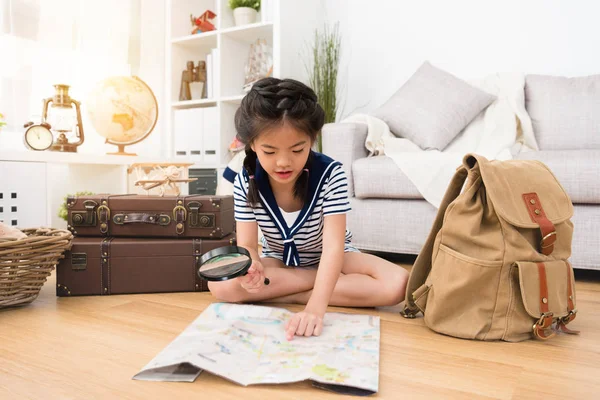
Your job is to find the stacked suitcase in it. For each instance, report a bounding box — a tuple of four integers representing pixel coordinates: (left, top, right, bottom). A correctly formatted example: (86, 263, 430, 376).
(56, 194, 235, 296)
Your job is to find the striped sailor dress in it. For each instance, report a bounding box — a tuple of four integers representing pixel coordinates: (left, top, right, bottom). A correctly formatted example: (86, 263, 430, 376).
(233, 151, 359, 267)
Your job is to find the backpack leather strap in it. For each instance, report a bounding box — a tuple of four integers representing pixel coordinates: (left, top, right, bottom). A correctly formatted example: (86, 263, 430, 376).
(533, 262, 555, 340)
(522, 193, 556, 256)
(556, 261, 579, 335)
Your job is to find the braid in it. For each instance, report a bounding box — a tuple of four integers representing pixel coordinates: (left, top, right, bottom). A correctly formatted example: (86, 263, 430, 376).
(250, 79, 324, 135)
(234, 77, 325, 205)
(243, 147, 260, 206)
(294, 153, 312, 200)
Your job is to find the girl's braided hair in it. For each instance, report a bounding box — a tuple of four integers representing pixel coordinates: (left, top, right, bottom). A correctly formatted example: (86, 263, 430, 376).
(234, 77, 325, 206)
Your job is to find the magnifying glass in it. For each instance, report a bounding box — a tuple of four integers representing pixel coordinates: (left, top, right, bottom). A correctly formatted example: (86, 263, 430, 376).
(197, 246, 270, 285)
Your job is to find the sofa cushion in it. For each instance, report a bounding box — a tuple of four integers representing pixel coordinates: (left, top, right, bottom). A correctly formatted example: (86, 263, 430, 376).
(348, 197, 437, 255)
(371, 61, 496, 151)
(514, 150, 600, 204)
(525, 74, 600, 150)
(352, 156, 423, 199)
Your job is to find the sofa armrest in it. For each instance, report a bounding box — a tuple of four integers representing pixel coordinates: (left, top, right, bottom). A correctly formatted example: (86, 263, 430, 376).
(322, 122, 369, 196)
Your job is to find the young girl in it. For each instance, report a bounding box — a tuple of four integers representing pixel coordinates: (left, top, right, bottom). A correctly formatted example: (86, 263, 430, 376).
(208, 77, 408, 340)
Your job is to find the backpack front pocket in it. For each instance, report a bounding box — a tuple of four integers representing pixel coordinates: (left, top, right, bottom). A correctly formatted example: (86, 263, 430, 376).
(424, 244, 503, 340)
(504, 259, 578, 342)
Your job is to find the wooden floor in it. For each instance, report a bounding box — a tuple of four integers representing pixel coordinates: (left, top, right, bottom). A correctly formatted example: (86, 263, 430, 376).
(1, 256, 599, 400)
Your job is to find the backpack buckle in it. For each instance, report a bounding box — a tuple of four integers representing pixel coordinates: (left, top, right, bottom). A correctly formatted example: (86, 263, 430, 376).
(540, 231, 557, 249)
(534, 312, 554, 329)
(400, 306, 419, 319)
(533, 312, 555, 340)
(561, 309, 577, 324)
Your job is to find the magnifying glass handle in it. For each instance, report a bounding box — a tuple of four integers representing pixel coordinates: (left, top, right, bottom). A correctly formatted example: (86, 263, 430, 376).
(242, 270, 270, 285)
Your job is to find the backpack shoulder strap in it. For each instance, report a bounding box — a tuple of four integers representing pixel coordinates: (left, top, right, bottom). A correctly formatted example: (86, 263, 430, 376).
(401, 166, 468, 318)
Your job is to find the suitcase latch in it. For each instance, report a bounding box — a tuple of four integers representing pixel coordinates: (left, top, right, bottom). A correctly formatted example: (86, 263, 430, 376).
(191, 214, 215, 228)
(97, 201, 111, 234)
(173, 201, 187, 234)
(71, 253, 88, 271)
(71, 200, 98, 227)
(188, 202, 215, 228)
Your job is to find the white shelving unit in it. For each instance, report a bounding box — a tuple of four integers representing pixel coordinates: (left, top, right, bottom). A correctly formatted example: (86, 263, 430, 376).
(165, 0, 280, 176)
(0, 151, 183, 229)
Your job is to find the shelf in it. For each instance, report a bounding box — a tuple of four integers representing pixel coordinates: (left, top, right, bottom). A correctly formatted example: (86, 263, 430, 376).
(170, 23, 273, 48)
(190, 162, 229, 170)
(172, 96, 247, 108)
(171, 99, 218, 109)
(171, 30, 218, 50)
(0, 151, 192, 166)
(220, 94, 246, 104)
(220, 22, 273, 43)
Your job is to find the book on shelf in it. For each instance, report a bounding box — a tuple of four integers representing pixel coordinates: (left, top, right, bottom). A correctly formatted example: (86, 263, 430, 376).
(206, 53, 213, 99)
(210, 48, 219, 98)
(203, 48, 219, 100)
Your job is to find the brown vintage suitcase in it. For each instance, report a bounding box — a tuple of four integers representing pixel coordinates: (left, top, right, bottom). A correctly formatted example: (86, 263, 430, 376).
(66, 194, 234, 239)
(56, 234, 235, 296)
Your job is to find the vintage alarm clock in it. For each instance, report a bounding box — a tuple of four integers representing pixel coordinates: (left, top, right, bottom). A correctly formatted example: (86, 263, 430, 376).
(23, 122, 54, 151)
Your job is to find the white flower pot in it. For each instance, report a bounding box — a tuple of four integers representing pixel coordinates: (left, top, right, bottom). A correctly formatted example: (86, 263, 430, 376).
(233, 7, 258, 26)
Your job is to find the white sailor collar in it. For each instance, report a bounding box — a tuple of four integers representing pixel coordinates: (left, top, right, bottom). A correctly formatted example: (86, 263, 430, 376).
(243, 151, 341, 266)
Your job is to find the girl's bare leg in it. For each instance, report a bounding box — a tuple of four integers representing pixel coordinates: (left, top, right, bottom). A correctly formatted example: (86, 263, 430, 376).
(207, 257, 318, 303)
(267, 252, 408, 307)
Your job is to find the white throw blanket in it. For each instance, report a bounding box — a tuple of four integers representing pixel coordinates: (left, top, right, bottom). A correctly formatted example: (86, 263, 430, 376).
(342, 72, 538, 208)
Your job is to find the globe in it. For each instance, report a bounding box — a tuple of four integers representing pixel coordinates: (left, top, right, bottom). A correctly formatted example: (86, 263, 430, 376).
(86, 76, 158, 156)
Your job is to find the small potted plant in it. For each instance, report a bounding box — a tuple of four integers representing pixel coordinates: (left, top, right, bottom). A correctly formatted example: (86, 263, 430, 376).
(229, 0, 260, 26)
(0, 113, 6, 131)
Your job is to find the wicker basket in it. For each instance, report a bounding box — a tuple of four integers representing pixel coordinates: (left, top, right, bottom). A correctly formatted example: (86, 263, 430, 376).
(0, 228, 73, 309)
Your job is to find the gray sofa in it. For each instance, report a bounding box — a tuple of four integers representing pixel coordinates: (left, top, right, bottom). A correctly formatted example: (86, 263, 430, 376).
(323, 74, 600, 270)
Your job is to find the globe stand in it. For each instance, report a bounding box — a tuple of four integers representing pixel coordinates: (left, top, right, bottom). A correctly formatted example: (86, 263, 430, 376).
(107, 143, 137, 156)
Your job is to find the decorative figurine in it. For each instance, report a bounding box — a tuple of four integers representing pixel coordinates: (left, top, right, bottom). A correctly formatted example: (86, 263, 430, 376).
(179, 61, 207, 101)
(191, 10, 217, 34)
(243, 38, 273, 92)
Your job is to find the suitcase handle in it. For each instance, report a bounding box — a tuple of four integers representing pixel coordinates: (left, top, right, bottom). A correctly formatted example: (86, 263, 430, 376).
(113, 213, 171, 226)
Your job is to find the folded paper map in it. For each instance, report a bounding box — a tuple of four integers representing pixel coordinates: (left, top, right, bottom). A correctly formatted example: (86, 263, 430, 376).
(133, 303, 380, 395)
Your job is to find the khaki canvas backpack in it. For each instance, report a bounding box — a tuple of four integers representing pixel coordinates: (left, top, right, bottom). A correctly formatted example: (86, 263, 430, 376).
(401, 153, 579, 342)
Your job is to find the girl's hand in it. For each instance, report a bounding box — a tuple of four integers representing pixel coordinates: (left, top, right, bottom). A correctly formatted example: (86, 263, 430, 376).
(284, 305, 325, 340)
(239, 260, 266, 293)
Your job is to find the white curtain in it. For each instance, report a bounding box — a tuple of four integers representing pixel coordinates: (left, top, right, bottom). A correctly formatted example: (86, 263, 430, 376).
(0, 0, 142, 150)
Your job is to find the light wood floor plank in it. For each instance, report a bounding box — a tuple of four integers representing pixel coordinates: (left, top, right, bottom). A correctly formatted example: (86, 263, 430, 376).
(1, 262, 599, 399)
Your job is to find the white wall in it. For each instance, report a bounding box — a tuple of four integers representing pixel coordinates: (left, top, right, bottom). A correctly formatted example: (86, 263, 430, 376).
(130, 0, 166, 157)
(76, 0, 166, 157)
(279, 0, 327, 83)
(322, 0, 600, 119)
(0, 0, 165, 157)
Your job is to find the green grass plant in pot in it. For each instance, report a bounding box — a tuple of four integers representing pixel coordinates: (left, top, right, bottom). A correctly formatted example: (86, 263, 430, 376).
(305, 23, 342, 152)
(229, 0, 260, 26)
